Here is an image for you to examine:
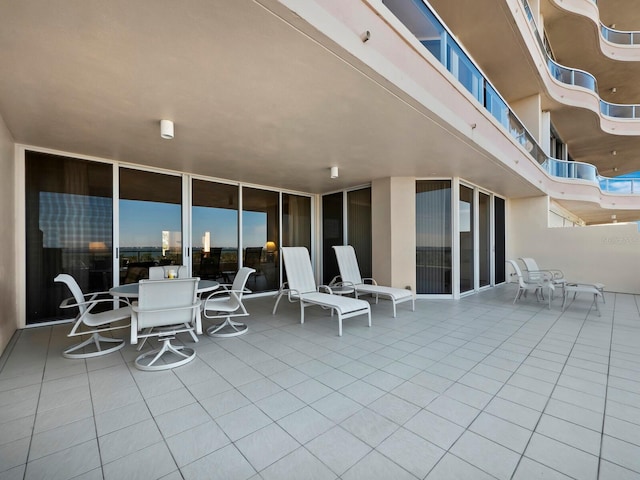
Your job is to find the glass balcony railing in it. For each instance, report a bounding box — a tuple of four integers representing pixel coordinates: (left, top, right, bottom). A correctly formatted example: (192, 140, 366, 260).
(601, 25, 640, 45)
(522, 0, 640, 119)
(543, 157, 640, 194)
(382, 0, 638, 194)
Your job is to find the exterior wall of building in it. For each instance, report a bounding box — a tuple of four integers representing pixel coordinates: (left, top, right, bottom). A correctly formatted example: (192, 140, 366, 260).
(372, 177, 417, 292)
(0, 114, 16, 356)
(509, 196, 640, 294)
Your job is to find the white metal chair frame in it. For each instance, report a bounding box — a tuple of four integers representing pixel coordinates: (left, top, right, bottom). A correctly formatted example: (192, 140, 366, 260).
(274, 247, 371, 336)
(130, 278, 201, 371)
(202, 267, 255, 337)
(333, 245, 415, 317)
(519, 257, 566, 298)
(562, 282, 603, 316)
(507, 259, 554, 309)
(55, 274, 131, 359)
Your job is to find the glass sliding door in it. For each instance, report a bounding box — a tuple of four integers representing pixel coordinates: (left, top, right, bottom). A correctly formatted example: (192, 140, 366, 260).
(322, 192, 343, 284)
(282, 194, 311, 250)
(347, 188, 372, 278)
(192, 180, 239, 282)
(459, 184, 474, 293)
(25, 151, 113, 324)
(479, 191, 491, 288)
(494, 197, 506, 284)
(119, 168, 182, 284)
(416, 180, 451, 294)
(242, 187, 279, 292)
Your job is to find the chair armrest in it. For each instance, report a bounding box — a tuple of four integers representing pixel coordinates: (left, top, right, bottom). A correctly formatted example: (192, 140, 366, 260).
(328, 275, 342, 287)
(59, 293, 127, 310)
(318, 284, 332, 294)
(362, 277, 378, 286)
(525, 269, 554, 283)
(547, 269, 564, 280)
(132, 300, 201, 314)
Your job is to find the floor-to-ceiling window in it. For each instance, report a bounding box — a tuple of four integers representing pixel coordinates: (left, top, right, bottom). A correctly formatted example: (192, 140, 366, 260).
(282, 194, 312, 251)
(479, 191, 491, 288)
(322, 192, 344, 284)
(242, 187, 280, 292)
(347, 188, 372, 278)
(24, 150, 313, 324)
(25, 151, 113, 324)
(416, 180, 452, 294)
(321, 187, 372, 284)
(118, 168, 183, 284)
(495, 196, 506, 284)
(192, 179, 239, 282)
(459, 184, 474, 293)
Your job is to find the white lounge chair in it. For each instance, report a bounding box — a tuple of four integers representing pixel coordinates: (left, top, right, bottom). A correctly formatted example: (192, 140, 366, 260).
(507, 259, 554, 308)
(332, 245, 415, 318)
(274, 247, 371, 336)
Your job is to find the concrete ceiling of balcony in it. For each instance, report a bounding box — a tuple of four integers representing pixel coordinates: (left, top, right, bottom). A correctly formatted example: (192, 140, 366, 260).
(0, 0, 545, 200)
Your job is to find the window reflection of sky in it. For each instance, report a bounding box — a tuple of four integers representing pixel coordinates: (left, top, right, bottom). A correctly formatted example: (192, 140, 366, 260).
(242, 211, 267, 248)
(120, 200, 180, 247)
(192, 206, 237, 248)
(121, 201, 268, 248)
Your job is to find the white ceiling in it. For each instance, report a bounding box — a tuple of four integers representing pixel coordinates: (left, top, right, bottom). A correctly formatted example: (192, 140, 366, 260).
(0, 0, 548, 198)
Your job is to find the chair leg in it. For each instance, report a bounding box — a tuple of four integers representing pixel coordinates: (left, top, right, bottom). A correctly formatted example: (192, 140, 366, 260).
(206, 317, 248, 337)
(272, 290, 286, 315)
(63, 332, 124, 359)
(135, 338, 195, 371)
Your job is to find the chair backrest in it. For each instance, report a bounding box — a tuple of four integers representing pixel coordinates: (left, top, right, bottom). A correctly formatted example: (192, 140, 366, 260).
(149, 265, 188, 280)
(519, 257, 550, 284)
(200, 248, 222, 278)
(506, 260, 527, 288)
(244, 247, 263, 270)
(231, 267, 256, 296)
(136, 277, 199, 329)
(54, 274, 88, 315)
(281, 247, 318, 295)
(333, 245, 364, 285)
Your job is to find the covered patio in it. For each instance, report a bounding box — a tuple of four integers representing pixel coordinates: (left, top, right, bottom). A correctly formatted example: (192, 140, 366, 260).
(1, 285, 639, 479)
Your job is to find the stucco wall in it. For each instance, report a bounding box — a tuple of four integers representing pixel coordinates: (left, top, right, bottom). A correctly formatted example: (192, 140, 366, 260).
(372, 177, 416, 291)
(0, 114, 16, 356)
(509, 196, 640, 294)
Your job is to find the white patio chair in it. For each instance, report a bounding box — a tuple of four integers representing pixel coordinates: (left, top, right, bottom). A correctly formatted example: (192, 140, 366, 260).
(519, 257, 565, 287)
(54, 274, 131, 359)
(333, 245, 415, 317)
(202, 267, 255, 337)
(149, 265, 188, 280)
(520, 257, 605, 303)
(507, 259, 554, 308)
(274, 247, 371, 336)
(130, 277, 201, 371)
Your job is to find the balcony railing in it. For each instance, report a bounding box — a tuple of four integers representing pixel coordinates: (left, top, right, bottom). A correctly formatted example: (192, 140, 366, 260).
(601, 25, 640, 45)
(543, 157, 640, 194)
(522, 0, 640, 120)
(382, 0, 638, 194)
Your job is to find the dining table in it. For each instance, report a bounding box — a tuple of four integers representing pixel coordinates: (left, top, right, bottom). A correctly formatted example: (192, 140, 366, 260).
(109, 278, 220, 335)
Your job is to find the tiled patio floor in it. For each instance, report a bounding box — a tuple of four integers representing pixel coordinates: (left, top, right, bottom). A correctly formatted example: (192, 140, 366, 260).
(1, 285, 640, 479)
